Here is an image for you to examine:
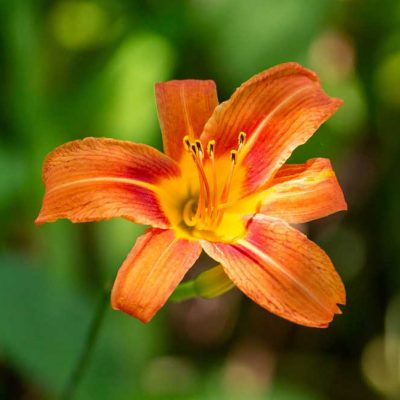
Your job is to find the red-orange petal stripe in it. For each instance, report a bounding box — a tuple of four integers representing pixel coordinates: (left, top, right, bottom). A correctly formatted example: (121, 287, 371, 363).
(201, 63, 342, 196)
(202, 215, 345, 328)
(155, 80, 218, 161)
(35, 137, 181, 228)
(260, 158, 347, 224)
(111, 229, 201, 322)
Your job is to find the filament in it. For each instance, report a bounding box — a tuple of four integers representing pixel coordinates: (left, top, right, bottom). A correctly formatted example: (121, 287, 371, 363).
(181, 132, 246, 230)
(207, 140, 218, 219)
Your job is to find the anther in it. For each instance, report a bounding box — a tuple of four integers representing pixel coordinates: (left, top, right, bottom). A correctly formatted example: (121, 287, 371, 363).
(238, 132, 246, 146)
(238, 131, 246, 152)
(191, 143, 198, 155)
(207, 140, 216, 157)
(183, 135, 191, 152)
(230, 150, 238, 165)
(195, 140, 204, 157)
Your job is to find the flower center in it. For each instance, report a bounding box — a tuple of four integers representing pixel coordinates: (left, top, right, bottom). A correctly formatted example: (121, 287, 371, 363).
(180, 131, 246, 233)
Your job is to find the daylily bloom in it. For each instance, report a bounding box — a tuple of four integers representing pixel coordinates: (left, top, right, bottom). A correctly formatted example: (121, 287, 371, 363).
(36, 63, 347, 328)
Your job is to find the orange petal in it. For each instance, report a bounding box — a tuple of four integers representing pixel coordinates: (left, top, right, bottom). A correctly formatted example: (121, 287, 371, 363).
(36, 137, 181, 228)
(155, 80, 218, 161)
(201, 214, 345, 328)
(201, 63, 342, 195)
(111, 229, 201, 322)
(260, 158, 347, 224)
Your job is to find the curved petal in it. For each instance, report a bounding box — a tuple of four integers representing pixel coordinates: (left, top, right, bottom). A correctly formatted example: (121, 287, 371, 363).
(201, 63, 342, 196)
(111, 229, 201, 322)
(202, 215, 345, 328)
(260, 158, 347, 224)
(155, 80, 218, 161)
(36, 137, 181, 228)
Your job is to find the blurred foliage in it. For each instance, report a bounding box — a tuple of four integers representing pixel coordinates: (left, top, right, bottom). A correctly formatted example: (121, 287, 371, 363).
(0, 0, 399, 399)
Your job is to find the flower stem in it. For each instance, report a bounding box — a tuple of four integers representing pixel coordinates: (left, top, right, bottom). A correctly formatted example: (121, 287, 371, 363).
(169, 264, 234, 303)
(169, 279, 198, 302)
(61, 283, 111, 400)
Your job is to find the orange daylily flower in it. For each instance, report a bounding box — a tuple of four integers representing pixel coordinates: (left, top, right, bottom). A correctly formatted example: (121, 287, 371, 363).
(36, 63, 347, 328)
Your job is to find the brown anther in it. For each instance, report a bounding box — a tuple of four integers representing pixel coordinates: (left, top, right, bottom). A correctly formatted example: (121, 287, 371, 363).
(195, 140, 203, 157)
(207, 140, 216, 157)
(230, 150, 238, 164)
(183, 135, 191, 152)
(238, 131, 246, 146)
(191, 143, 198, 155)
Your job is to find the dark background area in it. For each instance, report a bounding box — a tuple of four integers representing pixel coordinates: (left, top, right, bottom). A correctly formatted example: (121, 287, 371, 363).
(1, 0, 399, 399)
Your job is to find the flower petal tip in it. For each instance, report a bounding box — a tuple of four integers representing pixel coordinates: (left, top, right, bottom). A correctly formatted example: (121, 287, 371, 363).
(331, 97, 344, 112)
(34, 211, 53, 225)
(110, 229, 201, 324)
(155, 79, 218, 161)
(111, 296, 154, 324)
(335, 305, 343, 315)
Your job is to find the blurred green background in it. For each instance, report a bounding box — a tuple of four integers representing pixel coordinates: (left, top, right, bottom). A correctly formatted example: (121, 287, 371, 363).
(1, 0, 399, 399)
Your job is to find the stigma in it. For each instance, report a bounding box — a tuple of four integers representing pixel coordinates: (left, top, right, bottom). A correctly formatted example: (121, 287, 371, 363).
(181, 132, 246, 231)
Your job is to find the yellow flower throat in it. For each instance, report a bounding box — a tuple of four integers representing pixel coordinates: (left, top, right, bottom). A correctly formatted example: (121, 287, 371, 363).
(160, 132, 259, 243)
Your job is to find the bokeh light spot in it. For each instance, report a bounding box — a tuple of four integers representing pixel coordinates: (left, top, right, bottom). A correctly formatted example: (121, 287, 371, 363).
(375, 51, 400, 108)
(327, 81, 366, 140)
(318, 226, 365, 283)
(361, 335, 400, 396)
(100, 33, 175, 142)
(50, 1, 108, 50)
(385, 295, 400, 380)
(309, 30, 355, 82)
(222, 341, 275, 399)
(141, 356, 198, 396)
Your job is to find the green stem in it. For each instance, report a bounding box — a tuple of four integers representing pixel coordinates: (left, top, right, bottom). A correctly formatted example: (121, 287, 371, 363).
(169, 265, 235, 303)
(61, 283, 111, 400)
(169, 279, 198, 302)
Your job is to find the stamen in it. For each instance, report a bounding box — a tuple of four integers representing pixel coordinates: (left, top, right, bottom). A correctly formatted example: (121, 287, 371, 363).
(183, 135, 191, 152)
(207, 140, 215, 157)
(222, 153, 236, 203)
(210, 149, 237, 228)
(189, 142, 211, 220)
(238, 131, 246, 146)
(207, 140, 218, 220)
(195, 140, 204, 159)
(181, 134, 245, 230)
(230, 150, 238, 164)
(238, 131, 246, 152)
